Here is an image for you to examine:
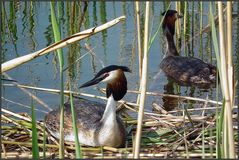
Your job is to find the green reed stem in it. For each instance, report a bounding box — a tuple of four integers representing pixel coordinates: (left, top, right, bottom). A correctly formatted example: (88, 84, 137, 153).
(183, 1, 188, 56)
(31, 99, 39, 159)
(202, 123, 205, 158)
(191, 1, 194, 56)
(69, 89, 82, 158)
(43, 121, 46, 159)
(50, 2, 65, 158)
(199, 2, 203, 59)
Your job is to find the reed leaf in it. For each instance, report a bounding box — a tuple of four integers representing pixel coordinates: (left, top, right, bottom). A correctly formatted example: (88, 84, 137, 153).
(50, 2, 65, 158)
(209, 3, 223, 158)
(148, 2, 171, 50)
(209, 3, 222, 86)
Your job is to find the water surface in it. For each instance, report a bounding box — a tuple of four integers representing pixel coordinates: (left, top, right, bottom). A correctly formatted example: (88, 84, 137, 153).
(2, 2, 238, 119)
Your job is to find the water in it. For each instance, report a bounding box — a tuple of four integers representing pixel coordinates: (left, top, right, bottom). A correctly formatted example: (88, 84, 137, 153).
(2, 1, 238, 120)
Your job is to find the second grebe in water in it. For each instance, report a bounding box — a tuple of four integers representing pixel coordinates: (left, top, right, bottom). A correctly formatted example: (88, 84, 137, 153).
(45, 65, 131, 147)
(160, 10, 217, 88)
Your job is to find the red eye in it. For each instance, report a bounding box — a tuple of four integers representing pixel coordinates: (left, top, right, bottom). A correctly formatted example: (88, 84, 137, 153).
(104, 73, 109, 78)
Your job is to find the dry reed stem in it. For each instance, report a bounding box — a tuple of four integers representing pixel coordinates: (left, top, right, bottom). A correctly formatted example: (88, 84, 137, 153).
(84, 43, 105, 68)
(134, 2, 150, 158)
(135, 1, 142, 78)
(2, 106, 237, 159)
(226, 2, 232, 67)
(126, 89, 235, 107)
(2, 108, 32, 122)
(1, 97, 48, 113)
(1, 16, 126, 73)
(218, 2, 235, 158)
(135, 1, 142, 106)
(2, 73, 51, 110)
(2, 108, 60, 146)
(0, 152, 218, 159)
(175, 2, 181, 39)
(226, 2, 235, 109)
(4, 83, 237, 110)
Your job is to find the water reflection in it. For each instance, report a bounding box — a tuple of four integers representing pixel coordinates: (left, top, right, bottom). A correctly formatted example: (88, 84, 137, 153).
(3, 2, 19, 56)
(162, 78, 179, 111)
(29, 2, 37, 52)
(93, 2, 97, 26)
(100, 1, 107, 57)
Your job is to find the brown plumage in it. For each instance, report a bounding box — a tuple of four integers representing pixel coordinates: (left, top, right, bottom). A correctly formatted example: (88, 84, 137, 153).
(106, 69, 127, 101)
(160, 10, 217, 89)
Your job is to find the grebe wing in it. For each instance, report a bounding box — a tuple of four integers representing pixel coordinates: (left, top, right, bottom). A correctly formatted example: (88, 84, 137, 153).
(160, 56, 216, 84)
(45, 98, 105, 136)
(64, 98, 105, 129)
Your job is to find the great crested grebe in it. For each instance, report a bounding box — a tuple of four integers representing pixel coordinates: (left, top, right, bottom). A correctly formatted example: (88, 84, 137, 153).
(160, 10, 217, 88)
(45, 65, 131, 147)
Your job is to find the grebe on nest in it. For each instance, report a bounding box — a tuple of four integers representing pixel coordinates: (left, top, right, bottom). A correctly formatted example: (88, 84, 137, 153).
(45, 65, 131, 147)
(160, 10, 217, 89)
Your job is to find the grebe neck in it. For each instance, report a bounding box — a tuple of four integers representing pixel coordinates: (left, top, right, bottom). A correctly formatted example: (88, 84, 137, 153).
(165, 32, 178, 56)
(163, 23, 179, 56)
(101, 95, 117, 125)
(101, 70, 127, 125)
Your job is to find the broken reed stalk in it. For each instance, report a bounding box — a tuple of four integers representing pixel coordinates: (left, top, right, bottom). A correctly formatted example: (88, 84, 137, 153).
(217, 2, 235, 158)
(1, 16, 126, 73)
(134, 1, 150, 158)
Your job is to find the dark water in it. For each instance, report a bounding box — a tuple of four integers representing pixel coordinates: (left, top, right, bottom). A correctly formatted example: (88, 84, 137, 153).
(2, 1, 239, 119)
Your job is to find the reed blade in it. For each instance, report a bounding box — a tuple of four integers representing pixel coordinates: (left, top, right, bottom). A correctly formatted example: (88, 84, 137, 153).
(50, 2, 65, 158)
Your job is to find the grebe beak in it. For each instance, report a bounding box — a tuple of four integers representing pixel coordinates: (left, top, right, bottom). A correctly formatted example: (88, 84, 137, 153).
(79, 74, 106, 88)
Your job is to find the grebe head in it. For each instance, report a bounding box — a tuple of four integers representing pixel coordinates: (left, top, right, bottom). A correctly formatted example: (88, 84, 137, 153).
(80, 65, 131, 101)
(162, 10, 183, 36)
